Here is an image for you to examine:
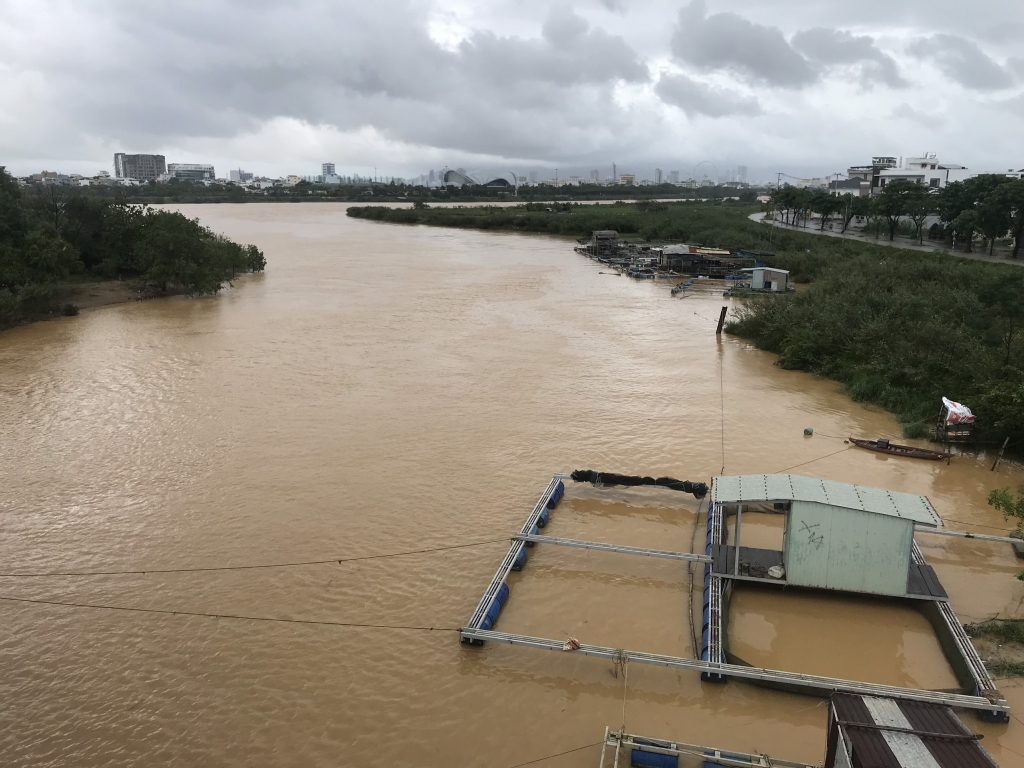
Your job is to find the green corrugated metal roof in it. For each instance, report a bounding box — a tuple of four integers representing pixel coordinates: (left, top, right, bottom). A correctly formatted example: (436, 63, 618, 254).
(711, 474, 941, 527)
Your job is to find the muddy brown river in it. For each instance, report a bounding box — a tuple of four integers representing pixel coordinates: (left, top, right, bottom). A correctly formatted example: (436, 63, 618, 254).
(1, 203, 1023, 766)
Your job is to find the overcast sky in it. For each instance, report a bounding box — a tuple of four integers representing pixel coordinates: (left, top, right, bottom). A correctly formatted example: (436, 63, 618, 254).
(1, 0, 1022, 182)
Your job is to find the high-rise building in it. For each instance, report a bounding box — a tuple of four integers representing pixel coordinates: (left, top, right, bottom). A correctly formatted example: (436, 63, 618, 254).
(669, 170, 680, 184)
(229, 169, 253, 182)
(654, 168, 663, 184)
(590, 170, 599, 182)
(737, 165, 748, 183)
(529, 170, 538, 183)
(322, 162, 336, 177)
(428, 169, 436, 182)
(114, 153, 166, 181)
(166, 163, 216, 181)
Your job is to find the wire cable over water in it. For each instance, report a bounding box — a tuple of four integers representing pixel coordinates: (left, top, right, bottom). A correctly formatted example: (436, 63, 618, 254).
(0, 594, 459, 632)
(0, 538, 509, 578)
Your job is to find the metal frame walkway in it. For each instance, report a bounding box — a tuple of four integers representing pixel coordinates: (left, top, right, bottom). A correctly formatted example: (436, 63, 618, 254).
(459, 473, 1010, 718)
(513, 533, 711, 563)
(459, 627, 1007, 714)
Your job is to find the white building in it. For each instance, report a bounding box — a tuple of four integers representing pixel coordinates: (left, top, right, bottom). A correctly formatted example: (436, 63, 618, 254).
(654, 168, 663, 184)
(167, 163, 215, 181)
(322, 162, 336, 177)
(876, 154, 973, 191)
(847, 154, 982, 196)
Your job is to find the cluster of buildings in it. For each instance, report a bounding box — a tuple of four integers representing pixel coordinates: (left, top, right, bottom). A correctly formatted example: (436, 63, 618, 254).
(114, 153, 215, 183)
(429, 164, 752, 189)
(785, 154, 1024, 197)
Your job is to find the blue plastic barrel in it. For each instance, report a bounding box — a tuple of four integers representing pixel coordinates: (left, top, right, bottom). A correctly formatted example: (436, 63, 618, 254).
(480, 583, 511, 630)
(512, 548, 529, 571)
(546, 481, 565, 509)
(525, 524, 539, 547)
(630, 748, 678, 768)
(537, 509, 550, 528)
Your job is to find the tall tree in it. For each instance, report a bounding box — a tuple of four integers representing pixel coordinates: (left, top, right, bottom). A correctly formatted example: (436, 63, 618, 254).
(904, 185, 935, 245)
(992, 179, 1024, 259)
(838, 194, 870, 234)
(875, 179, 918, 240)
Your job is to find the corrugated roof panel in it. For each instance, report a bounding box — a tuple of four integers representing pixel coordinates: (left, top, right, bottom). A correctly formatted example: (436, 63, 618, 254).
(711, 474, 742, 503)
(788, 474, 830, 504)
(852, 485, 890, 515)
(710, 474, 941, 527)
(764, 473, 794, 502)
(823, 482, 864, 511)
(830, 694, 998, 768)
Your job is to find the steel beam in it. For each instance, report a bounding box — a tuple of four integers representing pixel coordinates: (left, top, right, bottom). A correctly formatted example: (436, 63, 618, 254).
(513, 533, 711, 563)
(459, 628, 1009, 713)
(916, 527, 1020, 545)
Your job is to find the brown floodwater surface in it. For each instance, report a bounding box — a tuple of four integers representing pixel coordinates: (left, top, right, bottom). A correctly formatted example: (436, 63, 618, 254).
(1, 203, 1023, 766)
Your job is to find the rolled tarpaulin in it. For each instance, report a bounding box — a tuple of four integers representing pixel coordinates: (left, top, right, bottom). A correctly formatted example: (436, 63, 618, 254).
(570, 470, 708, 500)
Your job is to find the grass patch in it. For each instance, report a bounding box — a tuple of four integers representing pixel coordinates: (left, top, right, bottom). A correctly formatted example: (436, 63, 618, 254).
(966, 619, 1024, 644)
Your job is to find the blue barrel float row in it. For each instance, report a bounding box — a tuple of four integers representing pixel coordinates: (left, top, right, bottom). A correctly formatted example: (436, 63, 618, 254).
(700, 497, 725, 683)
(484, 481, 565, 633)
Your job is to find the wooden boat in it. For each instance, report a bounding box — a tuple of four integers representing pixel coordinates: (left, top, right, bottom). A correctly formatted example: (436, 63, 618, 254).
(849, 437, 952, 460)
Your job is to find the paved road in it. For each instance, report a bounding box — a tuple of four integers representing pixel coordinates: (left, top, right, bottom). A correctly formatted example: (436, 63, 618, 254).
(748, 212, 1021, 267)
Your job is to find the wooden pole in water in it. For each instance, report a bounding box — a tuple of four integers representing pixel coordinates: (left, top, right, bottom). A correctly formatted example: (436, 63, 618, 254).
(992, 436, 1010, 471)
(715, 306, 728, 335)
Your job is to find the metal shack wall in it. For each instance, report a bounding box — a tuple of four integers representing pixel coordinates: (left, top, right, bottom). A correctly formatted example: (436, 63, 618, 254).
(784, 502, 912, 596)
(750, 269, 765, 290)
(765, 269, 788, 290)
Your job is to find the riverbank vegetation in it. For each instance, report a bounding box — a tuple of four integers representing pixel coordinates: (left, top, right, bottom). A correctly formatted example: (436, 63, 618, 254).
(0, 167, 265, 329)
(965, 619, 1024, 677)
(350, 200, 1024, 447)
(69, 178, 758, 206)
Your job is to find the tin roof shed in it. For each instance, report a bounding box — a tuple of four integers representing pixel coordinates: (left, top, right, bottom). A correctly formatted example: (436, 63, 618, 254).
(711, 474, 942, 598)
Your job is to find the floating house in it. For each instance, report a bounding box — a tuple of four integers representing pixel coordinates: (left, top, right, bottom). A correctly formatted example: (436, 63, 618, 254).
(460, 472, 1009, 723)
(576, 230, 620, 257)
(711, 474, 943, 599)
(743, 266, 789, 291)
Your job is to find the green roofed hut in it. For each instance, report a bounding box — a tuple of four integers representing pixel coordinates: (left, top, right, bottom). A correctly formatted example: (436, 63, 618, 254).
(710, 474, 943, 599)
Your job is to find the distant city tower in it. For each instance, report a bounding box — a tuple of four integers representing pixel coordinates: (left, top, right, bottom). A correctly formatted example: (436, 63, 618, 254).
(322, 162, 336, 177)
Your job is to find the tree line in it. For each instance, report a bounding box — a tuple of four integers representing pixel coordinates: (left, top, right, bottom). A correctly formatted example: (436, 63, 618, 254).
(769, 175, 1024, 256)
(0, 167, 265, 329)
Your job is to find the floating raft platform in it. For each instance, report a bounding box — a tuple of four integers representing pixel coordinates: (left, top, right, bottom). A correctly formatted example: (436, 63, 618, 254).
(458, 473, 1009, 719)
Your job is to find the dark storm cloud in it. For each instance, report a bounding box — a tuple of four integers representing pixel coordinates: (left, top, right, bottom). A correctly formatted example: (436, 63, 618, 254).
(655, 73, 761, 118)
(2, 0, 1023, 177)
(2, 2, 647, 162)
(791, 28, 905, 87)
(669, 0, 815, 88)
(908, 34, 1016, 90)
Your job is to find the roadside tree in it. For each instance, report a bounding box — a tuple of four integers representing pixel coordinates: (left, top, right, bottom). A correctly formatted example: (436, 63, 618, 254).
(904, 186, 935, 245)
(875, 179, 918, 241)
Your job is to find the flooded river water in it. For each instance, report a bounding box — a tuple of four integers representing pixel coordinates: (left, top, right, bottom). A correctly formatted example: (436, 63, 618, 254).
(2, 203, 1023, 766)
